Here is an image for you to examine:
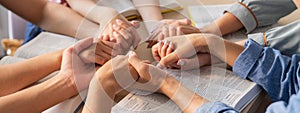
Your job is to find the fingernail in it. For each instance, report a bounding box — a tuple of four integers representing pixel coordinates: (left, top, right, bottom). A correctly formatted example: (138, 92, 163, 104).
(177, 60, 185, 66)
(113, 24, 117, 29)
(163, 40, 168, 46)
(116, 19, 122, 24)
(128, 51, 135, 57)
(113, 32, 118, 36)
(169, 42, 173, 48)
(157, 63, 167, 70)
(99, 35, 103, 40)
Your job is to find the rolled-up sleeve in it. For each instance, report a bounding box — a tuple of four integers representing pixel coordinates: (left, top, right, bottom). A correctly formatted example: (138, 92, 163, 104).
(226, 0, 297, 33)
(266, 91, 300, 113)
(195, 102, 238, 113)
(233, 39, 300, 102)
(248, 20, 300, 56)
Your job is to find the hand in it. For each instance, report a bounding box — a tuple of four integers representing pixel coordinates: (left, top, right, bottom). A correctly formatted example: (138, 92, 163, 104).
(95, 55, 139, 93)
(147, 19, 200, 47)
(128, 52, 168, 93)
(78, 35, 124, 65)
(152, 40, 216, 70)
(111, 19, 141, 52)
(155, 34, 216, 68)
(58, 38, 99, 92)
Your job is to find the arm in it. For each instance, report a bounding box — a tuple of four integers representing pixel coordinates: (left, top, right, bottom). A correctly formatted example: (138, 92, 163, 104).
(0, 38, 97, 113)
(247, 21, 300, 57)
(0, 72, 77, 113)
(0, 49, 63, 96)
(232, 39, 300, 102)
(132, 0, 163, 32)
(159, 34, 244, 68)
(82, 55, 139, 113)
(128, 53, 238, 113)
(0, 0, 98, 39)
(266, 91, 300, 113)
(202, 0, 297, 36)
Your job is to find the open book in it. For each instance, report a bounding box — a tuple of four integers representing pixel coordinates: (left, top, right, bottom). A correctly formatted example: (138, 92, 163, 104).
(111, 67, 262, 112)
(97, 0, 183, 20)
(188, 4, 278, 42)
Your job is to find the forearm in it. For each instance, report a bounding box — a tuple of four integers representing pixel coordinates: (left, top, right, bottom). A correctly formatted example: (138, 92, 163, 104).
(82, 77, 117, 113)
(0, 49, 63, 96)
(132, 0, 163, 31)
(161, 76, 208, 113)
(67, 0, 96, 17)
(0, 73, 76, 113)
(202, 35, 244, 66)
(0, 0, 98, 39)
(201, 12, 243, 36)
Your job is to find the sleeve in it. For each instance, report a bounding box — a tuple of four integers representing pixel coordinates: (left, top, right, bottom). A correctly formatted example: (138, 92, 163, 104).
(248, 20, 300, 57)
(233, 39, 300, 102)
(195, 102, 239, 113)
(266, 91, 300, 113)
(226, 0, 297, 33)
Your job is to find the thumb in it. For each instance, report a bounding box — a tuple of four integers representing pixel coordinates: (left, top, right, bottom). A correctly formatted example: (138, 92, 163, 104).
(159, 52, 179, 68)
(130, 20, 140, 28)
(74, 37, 94, 54)
(128, 52, 143, 69)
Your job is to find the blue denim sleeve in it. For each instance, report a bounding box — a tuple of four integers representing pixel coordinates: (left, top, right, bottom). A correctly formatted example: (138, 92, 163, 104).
(266, 91, 300, 113)
(233, 39, 300, 102)
(226, 0, 297, 33)
(195, 102, 239, 113)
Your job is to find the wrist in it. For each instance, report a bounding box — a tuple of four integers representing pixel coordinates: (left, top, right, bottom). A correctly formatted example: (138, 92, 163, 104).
(49, 73, 78, 98)
(54, 49, 64, 69)
(160, 76, 180, 97)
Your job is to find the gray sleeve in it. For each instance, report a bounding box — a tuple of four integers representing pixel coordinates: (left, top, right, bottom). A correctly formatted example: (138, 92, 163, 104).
(226, 0, 297, 33)
(248, 20, 300, 56)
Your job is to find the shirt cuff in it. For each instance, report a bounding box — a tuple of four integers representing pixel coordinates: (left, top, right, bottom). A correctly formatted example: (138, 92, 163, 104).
(233, 39, 264, 79)
(225, 2, 258, 33)
(247, 33, 265, 46)
(195, 102, 237, 113)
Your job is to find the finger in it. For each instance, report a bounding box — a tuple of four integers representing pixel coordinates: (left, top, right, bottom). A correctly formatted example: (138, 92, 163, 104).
(96, 41, 113, 56)
(177, 19, 191, 25)
(177, 54, 211, 71)
(157, 41, 163, 58)
(178, 26, 201, 34)
(160, 40, 169, 57)
(96, 50, 111, 61)
(176, 27, 185, 36)
(94, 54, 108, 65)
(130, 20, 140, 28)
(113, 32, 130, 50)
(74, 37, 94, 54)
(116, 19, 130, 28)
(152, 43, 161, 61)
(128, 52, 145, 71)
(166, 42, 173, 55)
(116, 28, 133, 45)
(168, 25, 176, 36)
(103, 35, 110, 41)
(162, 26, 169, 38)
(99, 35, 104, 41)
(160, 52, 179, 67)
(102, 41, 124, 56)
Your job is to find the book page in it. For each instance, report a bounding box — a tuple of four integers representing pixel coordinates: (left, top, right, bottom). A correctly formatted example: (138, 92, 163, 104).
(189, 5, 278, 42)
(112, 67, 261, 112)
(96, 0, 182, 18)
(14, 32, 77, 59)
